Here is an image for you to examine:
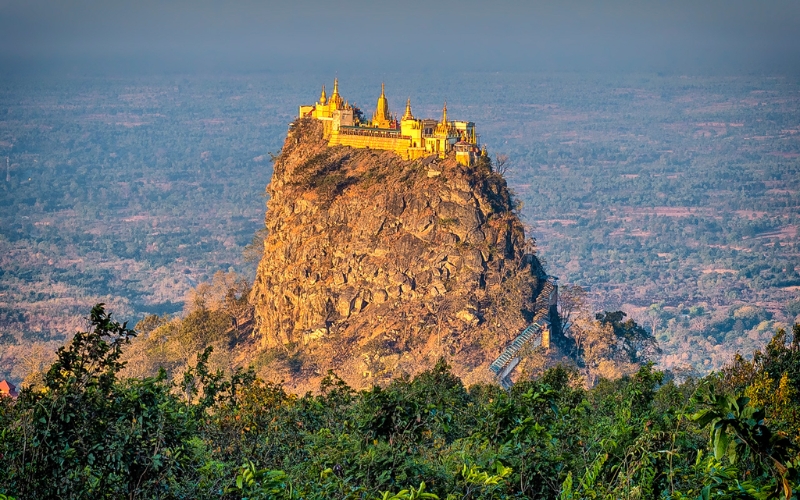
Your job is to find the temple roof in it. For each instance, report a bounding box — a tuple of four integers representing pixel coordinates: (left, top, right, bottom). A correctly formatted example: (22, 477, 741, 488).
(319, 85, 327, 105)
(402, 97, 414, 120)
(373, 83, 390, 122)
(0, 379, 17, 397)
(329, 78, 344, 109)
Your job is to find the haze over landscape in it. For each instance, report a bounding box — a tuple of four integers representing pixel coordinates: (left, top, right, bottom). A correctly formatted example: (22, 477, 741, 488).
(2, 0, 800, 74)
(1, 2, 800, 498)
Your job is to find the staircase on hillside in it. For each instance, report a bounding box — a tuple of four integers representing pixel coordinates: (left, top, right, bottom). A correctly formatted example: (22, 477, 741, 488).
(490, 277, 558, 389)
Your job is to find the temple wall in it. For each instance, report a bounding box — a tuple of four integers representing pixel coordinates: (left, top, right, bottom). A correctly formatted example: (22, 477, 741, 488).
(320, 119, 333, 139)
(329, 133, 412, 158)
(328, 133, 434, 161)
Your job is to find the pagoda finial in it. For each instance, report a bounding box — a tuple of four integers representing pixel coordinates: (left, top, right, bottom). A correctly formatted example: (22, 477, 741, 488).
(373, 82, 390, 126)
(319, 85, 327, 105)
(442, 101, 448, 124)
(329, 78, 343, 110)
(402, 97, 413, 120)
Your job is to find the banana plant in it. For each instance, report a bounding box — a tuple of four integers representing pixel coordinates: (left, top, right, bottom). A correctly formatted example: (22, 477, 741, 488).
(690, 386, 798, 499)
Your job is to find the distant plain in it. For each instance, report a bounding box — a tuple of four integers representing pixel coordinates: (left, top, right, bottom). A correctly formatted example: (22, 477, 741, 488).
(1, 71, 798, 382)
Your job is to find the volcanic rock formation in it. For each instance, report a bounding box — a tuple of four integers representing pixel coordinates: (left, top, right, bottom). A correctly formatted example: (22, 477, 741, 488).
(250, 118, 557, 388)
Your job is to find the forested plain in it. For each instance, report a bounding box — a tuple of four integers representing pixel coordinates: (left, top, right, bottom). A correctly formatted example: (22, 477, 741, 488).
(0, 71, 798, 382)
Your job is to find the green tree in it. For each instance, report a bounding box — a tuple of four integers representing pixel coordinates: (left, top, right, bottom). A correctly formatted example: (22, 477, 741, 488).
(1, 304, 193, 498)
(596, 311, 661, 364)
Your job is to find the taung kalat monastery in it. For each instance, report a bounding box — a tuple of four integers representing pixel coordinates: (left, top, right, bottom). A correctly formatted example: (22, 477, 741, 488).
(296, 79, 557, 390)
(300, 79, 484, 166)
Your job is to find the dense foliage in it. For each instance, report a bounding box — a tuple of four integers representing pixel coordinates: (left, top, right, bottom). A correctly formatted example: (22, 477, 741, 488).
(1, 306, 799, 499)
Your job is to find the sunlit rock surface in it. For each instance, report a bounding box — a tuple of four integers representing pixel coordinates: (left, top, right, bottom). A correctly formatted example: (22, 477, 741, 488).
(251, 118, 553, 389)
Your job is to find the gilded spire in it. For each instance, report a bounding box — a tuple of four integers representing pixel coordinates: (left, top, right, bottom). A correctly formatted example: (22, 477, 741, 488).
(319, 85, 327, 105)
(329, 78, 344, 109)
(441, 101, 448, 124)
(402, 97, 413, 120)
(373, 82, 391, 126)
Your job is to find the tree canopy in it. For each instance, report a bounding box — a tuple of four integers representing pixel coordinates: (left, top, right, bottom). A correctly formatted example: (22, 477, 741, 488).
(1, 306, 799, 499)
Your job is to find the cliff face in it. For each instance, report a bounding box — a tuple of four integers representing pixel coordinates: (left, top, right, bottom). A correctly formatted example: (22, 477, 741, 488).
(251, 119, 552, 389)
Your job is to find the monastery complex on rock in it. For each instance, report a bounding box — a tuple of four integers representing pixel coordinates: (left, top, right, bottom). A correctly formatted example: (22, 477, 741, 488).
(299, 79, 484, 166)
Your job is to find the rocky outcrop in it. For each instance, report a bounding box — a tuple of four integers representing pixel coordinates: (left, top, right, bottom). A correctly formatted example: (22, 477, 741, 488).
(250, 118, 551, 389)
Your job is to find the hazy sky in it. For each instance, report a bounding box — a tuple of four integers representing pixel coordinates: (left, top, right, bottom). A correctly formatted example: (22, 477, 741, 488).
(1, 0, 799, 74)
